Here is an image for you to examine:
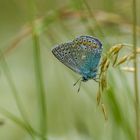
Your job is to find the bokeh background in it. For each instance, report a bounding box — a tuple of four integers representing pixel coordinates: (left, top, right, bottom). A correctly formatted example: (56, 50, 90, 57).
(0, 0, 140, 140)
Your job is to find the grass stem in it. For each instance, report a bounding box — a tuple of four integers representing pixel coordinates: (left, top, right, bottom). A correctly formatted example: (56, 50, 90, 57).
(31, 22, 47, 140)
(132, 0, 140, 139)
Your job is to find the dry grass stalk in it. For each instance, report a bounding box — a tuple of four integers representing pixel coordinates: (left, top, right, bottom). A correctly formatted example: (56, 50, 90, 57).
(100, 72, 107, 92)
(96, 90, 101, 105)
(100, 57, 110, 72)
(112, 53, 119, 66)
(101, 103, 108, 120)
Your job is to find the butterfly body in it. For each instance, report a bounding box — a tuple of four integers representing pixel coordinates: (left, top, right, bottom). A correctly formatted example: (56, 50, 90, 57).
(52, 35, 103, 82)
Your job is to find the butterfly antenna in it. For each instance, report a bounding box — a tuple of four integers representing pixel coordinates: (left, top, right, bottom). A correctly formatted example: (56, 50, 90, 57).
(77, 80, 82, 93)
(73, 77, 82, 86)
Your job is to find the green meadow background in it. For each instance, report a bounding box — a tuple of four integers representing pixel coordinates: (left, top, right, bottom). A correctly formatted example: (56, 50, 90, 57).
(0, 0, 140, 140)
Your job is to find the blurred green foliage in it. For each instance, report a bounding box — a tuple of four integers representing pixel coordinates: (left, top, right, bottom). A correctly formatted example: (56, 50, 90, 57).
(0, 0, 139, 140)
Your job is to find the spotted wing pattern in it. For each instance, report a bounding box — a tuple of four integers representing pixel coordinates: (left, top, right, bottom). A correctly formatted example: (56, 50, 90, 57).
(72, 36, 102, 75)
(52, 35, 103, 79)
(52, 42, 81, 74)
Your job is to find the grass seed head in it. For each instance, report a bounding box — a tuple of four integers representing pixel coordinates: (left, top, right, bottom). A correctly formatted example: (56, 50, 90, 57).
(100, 72, 107, 91)
(112, 53, 119, 67)
(108, 44, 124, 56)
(101, 59, 110, 72)
(115, 55, 129, 66)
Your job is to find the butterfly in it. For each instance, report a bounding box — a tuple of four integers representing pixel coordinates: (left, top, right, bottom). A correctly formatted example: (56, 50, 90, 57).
(52, 35, 103, 92)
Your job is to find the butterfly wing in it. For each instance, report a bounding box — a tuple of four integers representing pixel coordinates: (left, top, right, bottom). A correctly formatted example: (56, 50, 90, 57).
(71, 36, 103, 78)
(52, 42, 81, 74)
(52, 35, 103, 79)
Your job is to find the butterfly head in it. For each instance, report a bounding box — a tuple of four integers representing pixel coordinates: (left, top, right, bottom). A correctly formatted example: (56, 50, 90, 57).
(80, 67, 98, 82)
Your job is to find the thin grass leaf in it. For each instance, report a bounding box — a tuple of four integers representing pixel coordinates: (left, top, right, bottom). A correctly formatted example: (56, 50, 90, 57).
(0, 50, 34, 137)
(132, 0, 140, 139)
(31, 21, 47, 140)
(0, 107, 35, 139)
(28, 0, 47, 139)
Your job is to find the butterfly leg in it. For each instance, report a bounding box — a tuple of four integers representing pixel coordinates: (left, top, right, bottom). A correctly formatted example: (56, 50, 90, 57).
(73, 77, 82, 86)
(93, 76, 100, 82)
(77, 80, 82, 92)
(93, 72, 102, 82)
(73, 77, 83, 93)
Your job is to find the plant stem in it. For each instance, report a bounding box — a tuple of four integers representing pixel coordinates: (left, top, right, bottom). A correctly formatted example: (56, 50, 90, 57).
(132, 0, 139, 139)
(31, 22, 47, 140)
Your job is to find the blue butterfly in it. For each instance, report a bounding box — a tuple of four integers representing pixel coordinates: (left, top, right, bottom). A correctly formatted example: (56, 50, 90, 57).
(52, 35, 103, 91)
